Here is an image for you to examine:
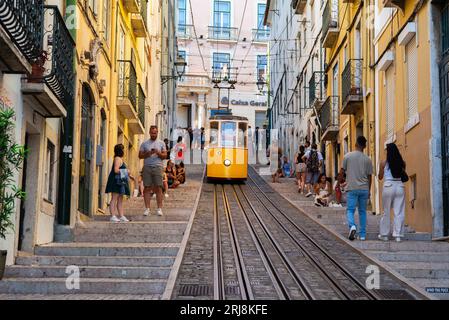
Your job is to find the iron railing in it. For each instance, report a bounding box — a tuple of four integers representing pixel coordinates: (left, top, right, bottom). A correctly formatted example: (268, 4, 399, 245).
(139, 0, 148, 27)
(177, 24, 194, 38)
(443, 4, 449, 57)
(322, 0, 339, 43)
(0, 0, 44, 63)
(39, 6, 75, 106)
(137, 84, 146, 126)
(309, 71, 326, 107)
(319, 96, 339, 133)
(117, 60, 138, 112)
(342, 59, 363, 105)
(208, 26, 238, 41)
(252, 28, 270, 42)
(178, 74, 211, 87)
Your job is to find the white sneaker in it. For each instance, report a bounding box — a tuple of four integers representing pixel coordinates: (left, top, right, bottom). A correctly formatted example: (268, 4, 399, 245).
(378, 235, 389, 241)
(143, 208, 151, 216)
(110, 216, 120, 223)
(395, 237, 402, 242)
(119, 216, 129, 222)
(348, 226, 357, 241)
(164, 193, 169, 198)
(156, 208, 163, 216)
(305, 192, 313, 198)
(152, 193, 156, 198)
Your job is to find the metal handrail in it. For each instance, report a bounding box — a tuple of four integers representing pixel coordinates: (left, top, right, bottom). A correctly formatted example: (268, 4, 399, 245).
(309, 71, 325, 107)
(252, 28, 270, 42)
(137, 84, 145, 126)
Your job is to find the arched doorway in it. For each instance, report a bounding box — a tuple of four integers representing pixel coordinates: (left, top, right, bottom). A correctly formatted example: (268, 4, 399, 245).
(78, 84, 95, 215)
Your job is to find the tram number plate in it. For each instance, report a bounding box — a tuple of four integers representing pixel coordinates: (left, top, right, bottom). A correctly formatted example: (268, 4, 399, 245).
(426, 287, 449, 293)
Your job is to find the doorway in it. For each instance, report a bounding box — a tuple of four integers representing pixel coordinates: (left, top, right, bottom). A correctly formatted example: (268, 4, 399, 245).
(78, 85, 95, 215)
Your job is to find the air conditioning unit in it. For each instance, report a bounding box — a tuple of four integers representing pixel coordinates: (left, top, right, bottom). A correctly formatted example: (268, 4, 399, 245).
(383, 0, 404, 11)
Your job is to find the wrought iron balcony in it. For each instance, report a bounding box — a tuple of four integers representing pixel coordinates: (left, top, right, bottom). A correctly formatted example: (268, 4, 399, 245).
(322, 0, 339, 48)
(131, 0, 148, 37)
(129, 84, 146, 134)
(309, 71, 326, 110)
(177, 24, 194, 39)
(208, 26, 238, 41)
(252, 29, 270, 42)
(292, 0, 307, 14)
(341, 59, 363, 115)
(117, 60, 138, 119)
(319, 96, 340, 141)
(0, 0, 44, 72)
(21, 6, 75, 117)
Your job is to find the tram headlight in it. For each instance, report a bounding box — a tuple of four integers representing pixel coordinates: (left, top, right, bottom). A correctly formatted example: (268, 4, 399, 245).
(224, 159, 231, 167)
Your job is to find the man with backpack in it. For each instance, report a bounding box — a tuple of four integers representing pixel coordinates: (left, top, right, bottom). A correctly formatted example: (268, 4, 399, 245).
(302, 143, 323, 197)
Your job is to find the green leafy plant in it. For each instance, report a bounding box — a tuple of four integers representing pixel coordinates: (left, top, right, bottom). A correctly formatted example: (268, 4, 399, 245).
(0, 108, 27, 240)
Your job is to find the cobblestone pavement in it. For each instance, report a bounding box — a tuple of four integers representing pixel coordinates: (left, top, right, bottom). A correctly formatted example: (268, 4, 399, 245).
(263, 169, 449, 300)
(171, 167, 431, 300)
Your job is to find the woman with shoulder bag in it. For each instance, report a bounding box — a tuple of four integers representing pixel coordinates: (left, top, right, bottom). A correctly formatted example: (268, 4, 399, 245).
(378, 143, 407, 242)
(105, 144, 134, 223)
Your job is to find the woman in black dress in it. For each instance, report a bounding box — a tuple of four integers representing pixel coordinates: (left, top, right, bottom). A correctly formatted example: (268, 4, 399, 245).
(105, 144, 134, 222)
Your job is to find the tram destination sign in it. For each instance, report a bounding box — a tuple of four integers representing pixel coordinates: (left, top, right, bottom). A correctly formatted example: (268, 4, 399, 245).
(221, 97, 267, 107)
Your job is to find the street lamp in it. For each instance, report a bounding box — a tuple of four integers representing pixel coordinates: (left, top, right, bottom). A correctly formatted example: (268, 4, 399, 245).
(161, 55, 187, 85)
(257, 76, 266, 92)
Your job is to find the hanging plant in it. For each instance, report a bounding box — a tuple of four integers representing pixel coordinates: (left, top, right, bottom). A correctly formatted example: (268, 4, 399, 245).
(0, 108, 27, 240)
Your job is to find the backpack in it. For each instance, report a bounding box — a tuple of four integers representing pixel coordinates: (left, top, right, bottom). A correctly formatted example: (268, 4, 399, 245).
(306, 150, 320, 173)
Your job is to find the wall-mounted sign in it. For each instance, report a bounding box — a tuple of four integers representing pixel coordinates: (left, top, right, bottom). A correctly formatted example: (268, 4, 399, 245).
(221, 97, 267, 107)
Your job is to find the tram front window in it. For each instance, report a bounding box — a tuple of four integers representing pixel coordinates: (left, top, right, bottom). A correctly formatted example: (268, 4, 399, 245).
(238, 122, 247, 148)
(209, 121, 219, 147)
(221, 122, 236, 147)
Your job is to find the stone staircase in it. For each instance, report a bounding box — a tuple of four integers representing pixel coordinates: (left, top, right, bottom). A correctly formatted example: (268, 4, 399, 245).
(266, 175, 449, 299)
(0, 165, 203, 300)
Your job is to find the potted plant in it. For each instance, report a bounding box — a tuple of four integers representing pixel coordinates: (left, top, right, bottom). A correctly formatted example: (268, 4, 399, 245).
(0, 107, 27, 280)
(29, 50, 48, 83)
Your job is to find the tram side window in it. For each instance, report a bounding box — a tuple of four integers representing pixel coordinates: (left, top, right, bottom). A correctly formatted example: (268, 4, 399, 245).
(238, 122, 247, 148)
(210, 122, 219, 147)
(221, 122, 236, 147)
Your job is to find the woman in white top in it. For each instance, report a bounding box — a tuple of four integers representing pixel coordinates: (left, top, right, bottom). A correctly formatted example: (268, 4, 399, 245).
(378, 143, 407, 242)
(314, 174, 332, 207)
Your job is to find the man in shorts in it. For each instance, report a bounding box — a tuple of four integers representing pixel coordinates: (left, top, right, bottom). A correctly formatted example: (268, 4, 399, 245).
(139, 126, 167, 216)
(302, 143, 323, 197)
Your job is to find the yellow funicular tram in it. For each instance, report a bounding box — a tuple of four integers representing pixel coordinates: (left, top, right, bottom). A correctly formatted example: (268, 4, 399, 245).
(205, 112, 248, 182)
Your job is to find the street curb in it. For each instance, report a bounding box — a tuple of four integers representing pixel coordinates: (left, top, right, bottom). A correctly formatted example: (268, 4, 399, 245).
(276, 185, 436, 300)
(161, 166, 206, 300)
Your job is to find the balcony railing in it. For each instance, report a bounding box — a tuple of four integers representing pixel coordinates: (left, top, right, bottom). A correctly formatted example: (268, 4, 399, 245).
(117, 60, 137, 112)
(178, 74, 211, 88)
(322, 0, 339, 48)
(252, 29, 270, 42)
(208, 26, 238, 41)
(319, 96, 339, 141)
(177, 24, 194, 39)
(309, 71, 326, 110)
(0, 0, 44, 65)
(341, 59, 363, 114)
(137, 84, 146, 126)
(131, 0, 148, 37)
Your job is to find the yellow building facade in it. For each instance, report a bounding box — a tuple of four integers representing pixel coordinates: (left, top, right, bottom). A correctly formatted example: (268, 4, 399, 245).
(320, 0, 377, 211)
(374, 0, 447, 235)
(69, 0, 160, 224)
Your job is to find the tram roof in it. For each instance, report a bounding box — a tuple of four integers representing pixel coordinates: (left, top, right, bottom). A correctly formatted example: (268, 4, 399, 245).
(209, 115, 248, 121)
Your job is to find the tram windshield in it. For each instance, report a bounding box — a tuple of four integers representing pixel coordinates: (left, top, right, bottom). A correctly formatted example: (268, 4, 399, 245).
(237, 122, 247, 148)
(209, 121, 219, 147)
(221, 122, 236, 147)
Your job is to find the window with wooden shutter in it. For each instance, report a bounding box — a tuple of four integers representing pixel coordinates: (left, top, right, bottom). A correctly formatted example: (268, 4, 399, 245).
(406, 36, 418, 122)
(385, 65, 395, 139)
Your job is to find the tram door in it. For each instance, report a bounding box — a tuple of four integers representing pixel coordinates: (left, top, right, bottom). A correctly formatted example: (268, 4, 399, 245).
(441, 3, 449, 236)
